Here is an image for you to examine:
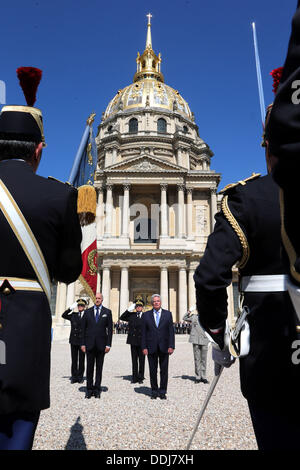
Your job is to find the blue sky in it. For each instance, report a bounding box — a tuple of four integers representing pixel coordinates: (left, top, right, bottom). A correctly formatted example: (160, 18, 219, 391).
(0, 0, 297, 189)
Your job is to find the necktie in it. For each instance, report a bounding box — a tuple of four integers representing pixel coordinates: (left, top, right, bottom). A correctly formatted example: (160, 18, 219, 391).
(155, 310, 159, 327)
(95, 307, 100, 323)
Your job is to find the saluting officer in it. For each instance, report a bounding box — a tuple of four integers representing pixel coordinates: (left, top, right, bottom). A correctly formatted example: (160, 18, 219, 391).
(193, 135, 299, 449)
(0, 67, 82, 449)
(62, 298, 87, 383)
(120, 299, 145, 384)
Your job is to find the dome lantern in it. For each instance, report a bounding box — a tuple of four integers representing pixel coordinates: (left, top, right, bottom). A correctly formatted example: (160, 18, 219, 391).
(133, 13, 164, 83)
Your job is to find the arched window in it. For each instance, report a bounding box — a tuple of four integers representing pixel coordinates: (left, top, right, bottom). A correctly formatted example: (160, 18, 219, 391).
(129, 118, 138, 134)
(157, 118, 167, 134)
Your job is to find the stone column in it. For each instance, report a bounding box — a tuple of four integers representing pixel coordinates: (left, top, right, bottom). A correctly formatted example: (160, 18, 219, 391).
(177, 184, 185, 238)
(210, 188, 217, 231)
(104, 184, 113, 237)
(188, 268, 196, 310)
(160, 266, 169, 310)
(119, 266, 129, 315)
(102, 266, 111, 308)
(66, 282, 75, 308)
(178, 267, 187, 319)
(160, 183, 168, 238)
(55, 282, 67, 318)
(186, 188, 193, 239)
(96, 186, 104, 238)
(121, 184, 130, 238)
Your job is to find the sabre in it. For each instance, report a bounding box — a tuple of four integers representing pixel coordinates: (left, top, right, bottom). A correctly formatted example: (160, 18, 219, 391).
(252, 22, 266, 126)
(186, 363, 224, 450)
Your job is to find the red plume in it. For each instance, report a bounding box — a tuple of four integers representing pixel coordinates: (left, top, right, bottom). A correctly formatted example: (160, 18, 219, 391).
(270, 67, 284, 94)
(16, 67, 42, 107)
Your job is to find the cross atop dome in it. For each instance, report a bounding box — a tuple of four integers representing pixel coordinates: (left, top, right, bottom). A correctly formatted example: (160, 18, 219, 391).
(146, 12, 152, 24)
(146, 12, 153, 49)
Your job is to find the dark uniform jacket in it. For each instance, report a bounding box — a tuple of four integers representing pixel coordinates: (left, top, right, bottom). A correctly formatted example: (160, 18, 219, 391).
(119, 310, 143, 346)
(0, 160, 82, 414)
(194, 174, 298, 405)
(62, 309, 85, 346)
(141, 309, 175, 354)
(81, 305, 113, 351)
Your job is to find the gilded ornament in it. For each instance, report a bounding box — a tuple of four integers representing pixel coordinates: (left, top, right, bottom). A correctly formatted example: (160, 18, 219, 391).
(88, 249, 98, 276)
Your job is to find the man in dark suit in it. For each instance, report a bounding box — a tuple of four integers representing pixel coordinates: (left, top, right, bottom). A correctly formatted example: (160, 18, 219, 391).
(62, 298, 87, 383)
(120, 299, 145, 384)
(81, 292, 112, 398)
(0, 67, 82, 449)
(141, 294, 175, 400)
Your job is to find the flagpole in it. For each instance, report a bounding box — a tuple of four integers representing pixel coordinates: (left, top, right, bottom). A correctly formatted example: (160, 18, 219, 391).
(252, 22, 266, 125)
(68, 124, 90, 185)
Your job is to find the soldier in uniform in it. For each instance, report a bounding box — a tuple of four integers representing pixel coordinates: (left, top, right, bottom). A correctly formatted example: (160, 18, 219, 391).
(0, 67, 82, 449)
(183, 310, 209, 384)
(120, 299, 145, 384)
(266, 2, 300, 307)
(62, 298, 87, 383)
(193, 133, 300, 449)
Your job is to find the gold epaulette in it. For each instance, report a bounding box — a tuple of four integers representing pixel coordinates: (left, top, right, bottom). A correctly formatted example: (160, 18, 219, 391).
(221, 195, 250, 269)
(219, 173, 261, 195)
(48, 176, 72, 186)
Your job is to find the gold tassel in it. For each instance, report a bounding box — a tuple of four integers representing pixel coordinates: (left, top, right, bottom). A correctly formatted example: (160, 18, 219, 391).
(77, 185, 97, 226)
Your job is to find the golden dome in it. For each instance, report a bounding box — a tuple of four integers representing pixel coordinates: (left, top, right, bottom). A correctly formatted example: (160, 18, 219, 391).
(103, 80, 192, 120)
(103, 14, 192, 121)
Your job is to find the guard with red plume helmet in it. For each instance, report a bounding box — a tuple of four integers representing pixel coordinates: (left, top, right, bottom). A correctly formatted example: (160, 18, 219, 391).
(261, 66, 283, 148)
(0, 68, 82, 449)
(0, 66, 46, 146)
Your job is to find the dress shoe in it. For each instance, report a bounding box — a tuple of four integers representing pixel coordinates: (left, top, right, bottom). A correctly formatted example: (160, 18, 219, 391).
(159, 394, 167, 400)
(71, 377, 77, 384)
(85, 390, 93, 399)
(94, 391, 101, 398)
(77, 377, 84, 384)
(201, 378, 209, 384)
(194, 379, 201, 384)
(151, 394, 158, 400)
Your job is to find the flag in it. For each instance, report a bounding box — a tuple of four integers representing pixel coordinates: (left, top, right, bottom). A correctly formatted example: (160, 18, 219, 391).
(69, 113, 98, 303)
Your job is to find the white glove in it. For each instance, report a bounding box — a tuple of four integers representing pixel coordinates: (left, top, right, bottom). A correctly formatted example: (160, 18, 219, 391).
(212, 346, 235, 368)
(69, 302, 78, 310)
(128, 303, 136, 312)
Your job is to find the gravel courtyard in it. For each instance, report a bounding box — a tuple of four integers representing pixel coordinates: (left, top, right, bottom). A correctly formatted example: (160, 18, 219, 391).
(32, 334, 257, 451)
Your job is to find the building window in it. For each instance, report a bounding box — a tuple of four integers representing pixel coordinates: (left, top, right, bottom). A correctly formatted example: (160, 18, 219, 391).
(157, 118, 167, 134)
(129, 118, 138, 134)
(183, 125, 188, 134)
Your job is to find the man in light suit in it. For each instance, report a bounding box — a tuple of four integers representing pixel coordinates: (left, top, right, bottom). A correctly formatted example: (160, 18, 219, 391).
(81, 293, 112, 398)
(183, 310, 209, 384)
(141, 294, 175, 400)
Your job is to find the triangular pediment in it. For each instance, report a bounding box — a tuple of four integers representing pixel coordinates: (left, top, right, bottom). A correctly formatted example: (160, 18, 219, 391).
(105, 154, 187, 173)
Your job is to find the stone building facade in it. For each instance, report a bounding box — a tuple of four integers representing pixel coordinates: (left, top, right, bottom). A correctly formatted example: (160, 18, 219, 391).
(53, 16, 231, 337)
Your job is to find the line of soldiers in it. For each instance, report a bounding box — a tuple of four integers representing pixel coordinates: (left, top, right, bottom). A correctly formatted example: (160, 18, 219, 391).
(114, 320, 191, 335)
